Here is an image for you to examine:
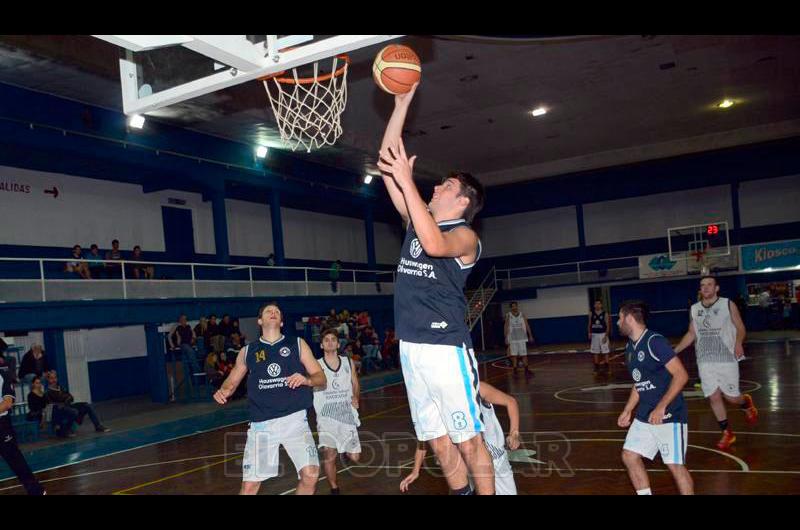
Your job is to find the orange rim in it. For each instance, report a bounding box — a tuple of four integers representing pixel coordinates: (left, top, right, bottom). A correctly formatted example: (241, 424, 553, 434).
(259, 54, 349, 85)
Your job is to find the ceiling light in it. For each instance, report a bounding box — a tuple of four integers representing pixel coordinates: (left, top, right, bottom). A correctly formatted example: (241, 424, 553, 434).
(256, 145, 268, 158)
(717, 99, 734, 109)
(531, 107, 547, 117)
(364, 174, 374, 185)
(128, 114, 145, 129)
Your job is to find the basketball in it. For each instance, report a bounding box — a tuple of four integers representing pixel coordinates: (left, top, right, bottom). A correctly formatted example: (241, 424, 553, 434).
(372, 44, 421, 95)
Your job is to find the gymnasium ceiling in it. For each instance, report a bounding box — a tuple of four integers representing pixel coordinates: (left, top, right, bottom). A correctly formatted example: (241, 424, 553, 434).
(1, 34, 799, 188)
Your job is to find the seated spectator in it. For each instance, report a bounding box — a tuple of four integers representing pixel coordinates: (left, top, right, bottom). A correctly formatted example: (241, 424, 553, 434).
(205, 351, 226, 389)
(231, 319, 246, 344)
(105, 239, 123, 278)
(85, 244, 105, 278)
(325, 308, 339, 330)
(45, 371, 110, 435)
(343, 342, 361, 375)
(25, 376, 48, 428)
(65, 245, 91, 279)
(338, 309, 350, 322)
(227, 333, 243, 361)
(192, 317, 208, 354)
(207, 314, 224, 354)
(169, 315, 201, 378)
(362, 336, 383, 373)
(218, 314, 234, 341)
(381, 328, 399, 370)
(265, 253, 276, 266)
(18, 344, 49, 385)
(224, 333, 245, 398)
(356, 311, 371, 333)
(130, 245, 155, 280)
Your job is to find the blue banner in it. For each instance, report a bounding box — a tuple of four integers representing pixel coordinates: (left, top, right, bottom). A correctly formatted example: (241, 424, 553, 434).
(741, 240, 800, 271)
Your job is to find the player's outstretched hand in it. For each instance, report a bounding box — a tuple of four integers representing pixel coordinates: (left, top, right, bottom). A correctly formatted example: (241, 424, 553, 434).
(378, 137, 417, 189)
(617, 409, 632, 428)
(395, 82, 419, 109)
(735, 343, 745, 360)
(400, 471, 419, 492)
(286, 373, 308, 389)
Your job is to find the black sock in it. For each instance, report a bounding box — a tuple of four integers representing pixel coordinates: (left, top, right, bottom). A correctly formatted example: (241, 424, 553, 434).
(451, 485, 474, 495)
(718, 419, 729, 431)
(330, 487, 340, 495)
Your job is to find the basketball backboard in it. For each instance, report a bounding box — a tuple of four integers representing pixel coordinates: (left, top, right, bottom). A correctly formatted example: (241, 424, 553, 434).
(92, 35, 403, 116)
(667, 221, 736, 274)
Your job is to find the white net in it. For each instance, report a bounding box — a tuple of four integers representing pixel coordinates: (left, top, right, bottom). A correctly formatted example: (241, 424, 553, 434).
(262, 56, 348, 153)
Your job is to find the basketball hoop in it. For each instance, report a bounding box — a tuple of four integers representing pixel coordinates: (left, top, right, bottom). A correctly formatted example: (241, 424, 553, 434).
(260, 54, 349, 153)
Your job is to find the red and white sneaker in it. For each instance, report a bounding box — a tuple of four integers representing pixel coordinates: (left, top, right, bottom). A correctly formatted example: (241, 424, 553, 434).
(717, 429, 737, 450)
(742, 394, 758, 426)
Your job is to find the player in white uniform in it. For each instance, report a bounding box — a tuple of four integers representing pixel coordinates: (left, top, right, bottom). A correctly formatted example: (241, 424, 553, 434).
(399, 381, 520, 495)
(675, 276, 758, 450)
(504, 301, 534, 376)
(313, 328, 361, 494)
(588, 300, 611, 374)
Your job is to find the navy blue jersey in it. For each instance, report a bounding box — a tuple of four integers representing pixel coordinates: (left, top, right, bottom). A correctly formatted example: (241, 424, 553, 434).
(625, 329, 688, 424)
(394, 218, 481, 346)
(590, 311, 608, 333)
(245, 335, 313, 422)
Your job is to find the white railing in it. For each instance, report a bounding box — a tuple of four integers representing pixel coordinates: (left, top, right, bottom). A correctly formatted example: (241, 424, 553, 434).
(0, 257, 395, 303)
(495, 254, 643, 290)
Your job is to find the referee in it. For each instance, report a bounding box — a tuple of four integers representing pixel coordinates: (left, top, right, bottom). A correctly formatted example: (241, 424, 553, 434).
(1, 372, 45, 495)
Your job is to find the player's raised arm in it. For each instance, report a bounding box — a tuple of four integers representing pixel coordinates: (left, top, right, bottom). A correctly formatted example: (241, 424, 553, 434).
(378, 83, 419, 224)
(480, 382, 521, 450)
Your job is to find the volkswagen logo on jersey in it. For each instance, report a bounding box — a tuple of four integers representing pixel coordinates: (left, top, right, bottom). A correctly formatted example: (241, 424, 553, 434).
(637, 351, 645, 362)
(279, 347, 291, 357)
(267, 363, 281, 377)
(632, 368, 642, 382)
(410, 238, 423, 258)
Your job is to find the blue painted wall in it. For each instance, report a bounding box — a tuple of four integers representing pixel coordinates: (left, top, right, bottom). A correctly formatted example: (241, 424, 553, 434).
(88, 357, 150, 401)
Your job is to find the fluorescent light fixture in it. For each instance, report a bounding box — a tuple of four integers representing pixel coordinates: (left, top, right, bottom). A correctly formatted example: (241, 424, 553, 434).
(128, 114, 145, 129)
(717, 99, 734, 109)
(363, 174, 374, 184)
(256, 146, 268, 158)
(531, 107, 547, 117)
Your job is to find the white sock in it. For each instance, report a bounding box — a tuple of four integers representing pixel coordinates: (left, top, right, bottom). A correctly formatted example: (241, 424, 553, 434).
(636, 488, 652, 495)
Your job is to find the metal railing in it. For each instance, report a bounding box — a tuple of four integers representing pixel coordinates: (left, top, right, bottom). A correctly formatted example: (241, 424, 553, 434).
(0, 256, 396, 303)
(495, 254, 645, 290)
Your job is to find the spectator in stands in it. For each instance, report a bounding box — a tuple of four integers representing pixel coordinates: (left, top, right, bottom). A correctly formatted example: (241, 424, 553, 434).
(205, 351, 226, 389)
(18, 344, 49, 385)
(381, 328, 399, 370)
(232, 319, 246, 344)
(86, 244, 105, 278)
(265, 253, 276, 266)
(219, 314, 234, 340)
(25, 377, 47, 429)
(105, 239, 123, 278)
(45, 371, 110, 434)
(169, 315, 202, 378)
(224, 333, 245, 398)
(356, 311, 371, 334)
(130, 246, 155, 280)
(65, 245, 91, 279)
(330, 260, 342, 293)
(338, 309, 350, 322)
(325, 308, 339, 330)
(207, 314, 224, 353)
(343, 342, 361, 375)
(194, 317, 208, 354)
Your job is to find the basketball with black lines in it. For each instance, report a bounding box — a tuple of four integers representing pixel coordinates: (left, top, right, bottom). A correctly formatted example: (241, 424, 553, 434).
(372, 44, 421, 95)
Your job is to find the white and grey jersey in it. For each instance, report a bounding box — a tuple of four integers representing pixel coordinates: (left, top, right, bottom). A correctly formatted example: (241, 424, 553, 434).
(691, 297, 738, 364)
(313, 355, 359, 426)
(506, 312, 528, 342)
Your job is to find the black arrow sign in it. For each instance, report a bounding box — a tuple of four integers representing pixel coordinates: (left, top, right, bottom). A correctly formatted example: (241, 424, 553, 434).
(44, 186, 59, 198)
